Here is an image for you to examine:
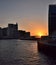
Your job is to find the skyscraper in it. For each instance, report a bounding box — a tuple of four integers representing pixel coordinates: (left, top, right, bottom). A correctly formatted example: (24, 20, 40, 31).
(48, 5, 56, 35)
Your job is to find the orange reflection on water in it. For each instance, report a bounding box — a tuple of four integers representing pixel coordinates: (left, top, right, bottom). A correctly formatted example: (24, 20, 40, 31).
(26, 41, 38, 54)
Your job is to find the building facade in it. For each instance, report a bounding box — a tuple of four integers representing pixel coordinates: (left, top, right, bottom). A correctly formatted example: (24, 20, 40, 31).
(48, 5, 56, 35)
(0, 27, 3, 38)
(7, 23, 18, 38)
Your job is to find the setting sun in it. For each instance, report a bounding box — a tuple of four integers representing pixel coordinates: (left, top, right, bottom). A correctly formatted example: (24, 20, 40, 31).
(38, 32, 43, 37)
(36, 32, 47, 38)
(39, 32, 44, 36)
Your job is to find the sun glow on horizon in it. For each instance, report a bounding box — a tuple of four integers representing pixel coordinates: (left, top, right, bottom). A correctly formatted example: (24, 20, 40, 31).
(35, 32, 47, 38)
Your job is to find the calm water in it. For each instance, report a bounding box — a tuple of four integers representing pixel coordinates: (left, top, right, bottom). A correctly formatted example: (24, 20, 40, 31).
(0, 40, 56, 65)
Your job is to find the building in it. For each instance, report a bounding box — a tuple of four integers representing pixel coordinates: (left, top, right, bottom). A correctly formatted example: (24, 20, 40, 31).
(0, 27, 3, 38)
(18, 30, 30, 39)
(7, 23, 18, 38)
(48, 5, 56, 35)
(2, 28, 8, 37)
(25, 32, 30, 38)
(0, 23, 31, 39)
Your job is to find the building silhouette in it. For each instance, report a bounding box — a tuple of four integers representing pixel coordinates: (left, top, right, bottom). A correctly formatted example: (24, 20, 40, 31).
(48, 5, 56, 35)
(18, 30, 30, 39)
(7, 23, 18, 38)
(0, 23, 31, 39)
(0, 27, 3, 38)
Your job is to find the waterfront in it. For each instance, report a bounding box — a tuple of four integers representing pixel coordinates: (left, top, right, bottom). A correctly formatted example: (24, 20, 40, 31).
(0, 40, 56, 65)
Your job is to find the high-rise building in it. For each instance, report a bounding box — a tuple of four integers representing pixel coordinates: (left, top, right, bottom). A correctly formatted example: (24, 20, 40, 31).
(48, 5, 56, 35)
(7, 23, 18, 38)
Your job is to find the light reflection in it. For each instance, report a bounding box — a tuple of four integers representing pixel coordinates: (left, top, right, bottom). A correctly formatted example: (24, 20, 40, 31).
(26, 41, 38, 54)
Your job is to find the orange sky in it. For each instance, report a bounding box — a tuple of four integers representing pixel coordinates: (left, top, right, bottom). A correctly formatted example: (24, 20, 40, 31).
(0, 0, 51, 37)
(18, 17, 48, 36)
(0, 0, 56, 37)
(0, 17, 48, 37)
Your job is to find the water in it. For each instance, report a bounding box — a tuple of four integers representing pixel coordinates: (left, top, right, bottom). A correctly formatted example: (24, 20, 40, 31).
(0, 40, 56, 65)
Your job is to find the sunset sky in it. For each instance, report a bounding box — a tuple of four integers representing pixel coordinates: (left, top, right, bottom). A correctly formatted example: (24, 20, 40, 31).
(0, 0, 56, 36)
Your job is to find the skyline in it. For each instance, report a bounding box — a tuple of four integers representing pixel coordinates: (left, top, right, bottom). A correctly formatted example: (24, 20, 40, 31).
(0, 0, 56, 36)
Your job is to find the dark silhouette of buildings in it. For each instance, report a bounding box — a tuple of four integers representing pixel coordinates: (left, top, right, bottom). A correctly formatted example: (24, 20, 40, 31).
(0, 27, 3, 39)
(18, 30, 30, 39)
(0, 23, 32, 39)
(7, 23, 18, 38)
(48, 5, 56, 35)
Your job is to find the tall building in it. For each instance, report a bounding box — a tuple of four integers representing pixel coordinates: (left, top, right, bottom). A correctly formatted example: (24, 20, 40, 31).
(7, 23, 18, 38)
(48, 5, 56, 35)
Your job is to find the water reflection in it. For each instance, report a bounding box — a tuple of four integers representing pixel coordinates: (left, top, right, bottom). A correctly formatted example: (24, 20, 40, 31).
(0, 40, 56, 65)
(0, 40, 38, 65)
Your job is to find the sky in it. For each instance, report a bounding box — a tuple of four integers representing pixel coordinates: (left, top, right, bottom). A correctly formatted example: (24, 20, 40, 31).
(0, 0, 56, 36)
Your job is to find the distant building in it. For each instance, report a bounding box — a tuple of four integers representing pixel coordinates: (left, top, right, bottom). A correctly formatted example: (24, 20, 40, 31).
(48, 5, 56, 35)
(18, 30, 30, 39)
(0, 23, 31, 39)
(2, 28, 8, 37)
(25, 32, 30, 38)
(0, 27, 2, 38)
(7, 23, 18, 38)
